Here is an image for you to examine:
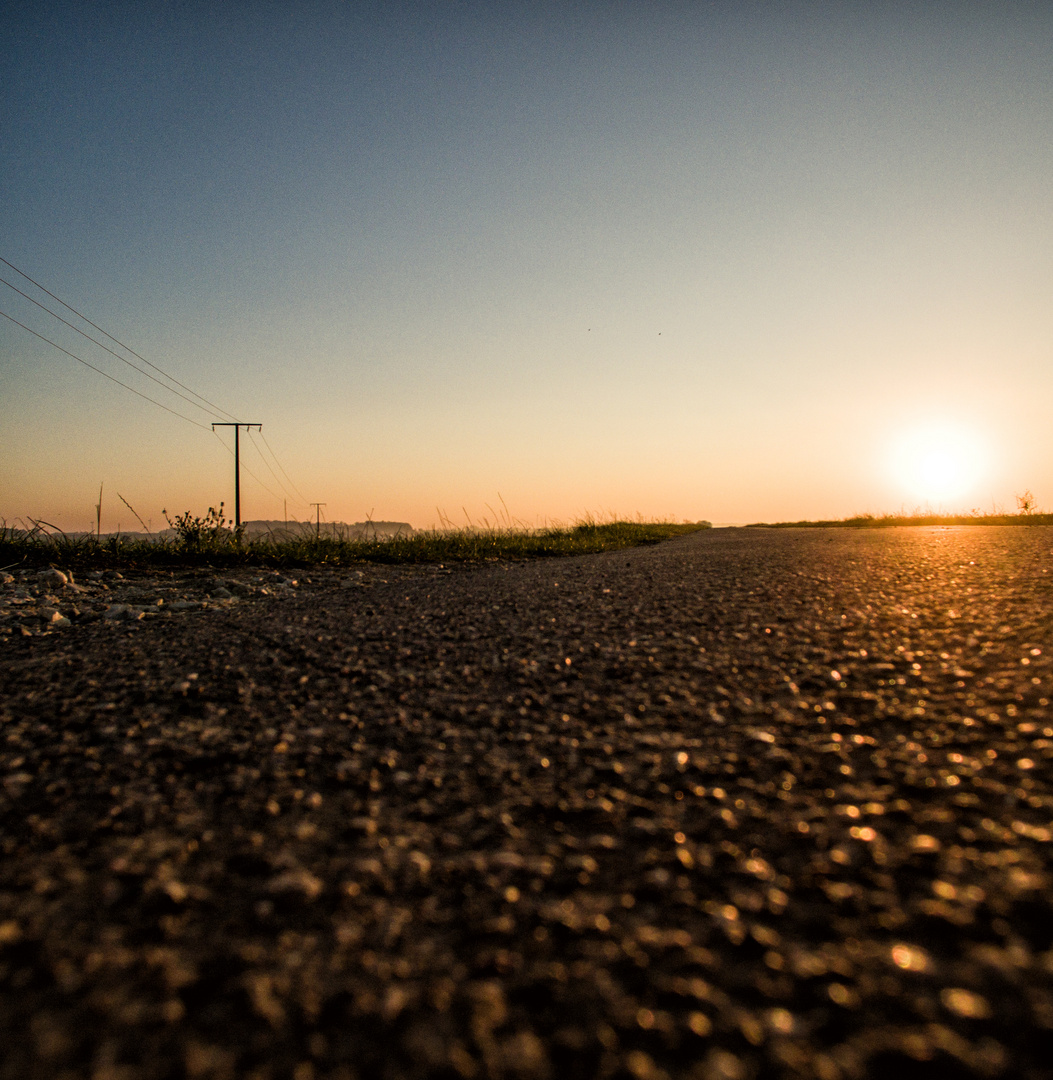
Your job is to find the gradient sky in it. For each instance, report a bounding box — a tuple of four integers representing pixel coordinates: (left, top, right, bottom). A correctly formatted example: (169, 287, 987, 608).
(2, 1, 1051, 532)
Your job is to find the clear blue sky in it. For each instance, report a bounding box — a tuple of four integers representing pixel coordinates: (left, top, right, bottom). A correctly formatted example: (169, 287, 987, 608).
(3, 1, 1051, 530)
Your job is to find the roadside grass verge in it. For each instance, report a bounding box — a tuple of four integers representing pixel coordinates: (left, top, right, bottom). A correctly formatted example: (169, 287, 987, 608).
(0, 519, 709, 572)
(746, 511, 1053, 528)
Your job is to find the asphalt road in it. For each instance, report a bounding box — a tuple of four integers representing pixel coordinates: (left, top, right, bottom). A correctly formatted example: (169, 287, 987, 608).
(2, 526, 1052, 1080)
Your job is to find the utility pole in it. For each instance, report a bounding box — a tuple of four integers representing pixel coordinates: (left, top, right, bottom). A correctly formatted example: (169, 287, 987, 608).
(212, 423, 261, 530)
(310, 502, 326, 539)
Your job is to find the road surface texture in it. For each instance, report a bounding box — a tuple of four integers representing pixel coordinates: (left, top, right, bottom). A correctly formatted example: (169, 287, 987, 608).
(2, 526, 1052, 1080)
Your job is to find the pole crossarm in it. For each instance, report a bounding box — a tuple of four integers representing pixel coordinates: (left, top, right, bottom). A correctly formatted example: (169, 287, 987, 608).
(212, 423, 262, 530)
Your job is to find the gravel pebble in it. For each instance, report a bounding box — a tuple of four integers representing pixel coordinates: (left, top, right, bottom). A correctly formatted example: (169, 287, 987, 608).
(0, 568, 304, 637)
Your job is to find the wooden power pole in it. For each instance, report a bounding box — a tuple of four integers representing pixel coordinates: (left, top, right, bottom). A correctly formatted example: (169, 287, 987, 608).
(310, 502, 326, 538)
(212, 423, 261, 530)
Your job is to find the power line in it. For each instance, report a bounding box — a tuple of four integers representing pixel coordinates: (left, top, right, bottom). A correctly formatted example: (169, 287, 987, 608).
(258, 429, 312, 505)
(0, 307, 210, 429)
(3, 255, 319, 519)
(1, 274, 225, 421)
(0, 254, 239, 423)
(210, 429, 284, 504)
(246, 428, 306, 508)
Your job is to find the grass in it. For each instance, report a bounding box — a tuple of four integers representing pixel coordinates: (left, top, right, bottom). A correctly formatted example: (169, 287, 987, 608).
(746, 510, 1053, 528)
(0, 518, 710, 573)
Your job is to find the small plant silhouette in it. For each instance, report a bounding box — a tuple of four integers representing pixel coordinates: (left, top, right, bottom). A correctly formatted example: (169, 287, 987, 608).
(1016, 489, 1037, 516)
(163, 503, 239, 550)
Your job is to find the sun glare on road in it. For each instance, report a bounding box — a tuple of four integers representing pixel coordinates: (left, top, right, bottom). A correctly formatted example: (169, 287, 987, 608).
(888, 423, 987, 505)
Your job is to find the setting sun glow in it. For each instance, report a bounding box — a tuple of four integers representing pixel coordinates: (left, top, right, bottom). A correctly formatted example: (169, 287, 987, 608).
(888, 425, 988, 507)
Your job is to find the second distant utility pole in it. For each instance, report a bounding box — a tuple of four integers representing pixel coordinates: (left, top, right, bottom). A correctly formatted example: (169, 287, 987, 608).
(212, 423, 261, 530)
(310, 502, 326, 539)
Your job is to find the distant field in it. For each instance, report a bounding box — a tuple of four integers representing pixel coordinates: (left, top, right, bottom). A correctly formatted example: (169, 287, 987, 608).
(0, 519, 710, 570)
(747, 511, 1053, 528)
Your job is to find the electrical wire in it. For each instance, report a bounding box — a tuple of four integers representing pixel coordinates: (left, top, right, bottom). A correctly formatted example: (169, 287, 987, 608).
(210, 430, 285, 504)
(258, 429, 312, 505)
(246, 428, 307, 509)
(1, 274, 226, 421)
(0, 307, 210, 430)
(3, 255, 318, 515)
(247, 429, 300, 505)
(0, 254, 240, 423)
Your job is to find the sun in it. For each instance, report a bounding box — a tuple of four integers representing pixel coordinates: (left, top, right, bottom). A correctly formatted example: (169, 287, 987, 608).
(888, 423, 987, 506)
(917, 445, 962, 497)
